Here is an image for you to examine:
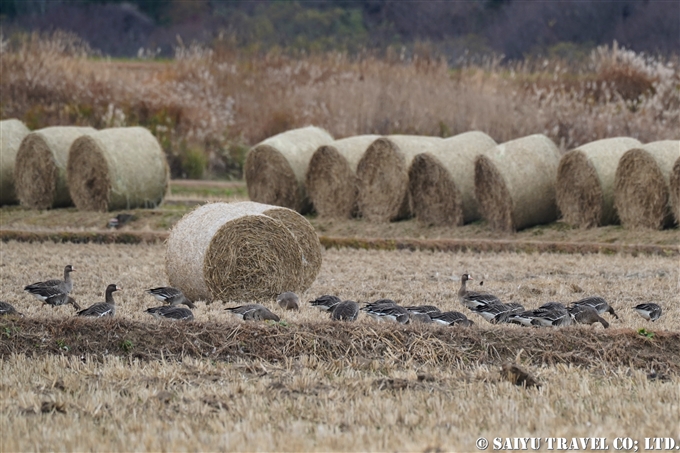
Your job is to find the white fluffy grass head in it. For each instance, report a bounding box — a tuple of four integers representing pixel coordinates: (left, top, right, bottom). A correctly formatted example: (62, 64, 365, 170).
(245, 126, 333, 214)
(556, 137, 641, 228)
(0, 119, 30, 205)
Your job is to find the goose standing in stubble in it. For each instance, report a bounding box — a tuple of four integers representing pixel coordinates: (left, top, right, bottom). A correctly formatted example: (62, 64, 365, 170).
(25, 265, 75, 306)
(572, 296, 619, 319)
(458, 274, 503, 310)
(226, 304, 280, 321)
(146, 287, 196, 308)
(0, 301, 23, 317)
(146, 305, 194, 321)
(330, 300, 359, 321)
(568, 304, 609, 328)
(77, 284, 121, 318)
(633, 303, 662, 322)
(277, 292, 300, 311)
(309, 295, 342, 312)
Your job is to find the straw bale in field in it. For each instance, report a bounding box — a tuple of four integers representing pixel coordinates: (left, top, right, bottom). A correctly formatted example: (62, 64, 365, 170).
(0, 119, 30, 205)
(305, 135, 380, 219)
(474, 134, 561, 232)
(67, 127, 169, 212)
(671, 156, 680, 225)
(14, 126, 95, 209)
(356, 135, 443, 222)
(614, 140, 680, 230)
(556, 137, 641, 228)
(245, 126, 334, 214)
(408, 131, 497, 226)
(165, 202, 306, 302)
(231, 201, 322, 288)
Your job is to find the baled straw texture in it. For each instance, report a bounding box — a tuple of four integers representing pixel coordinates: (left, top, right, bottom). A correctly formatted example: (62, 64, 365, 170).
(245, 126, 334, 214)
(166, 202, 305, 302)
(556, 137, 641, 228)
(356, 135, 443, 222)
(0, 119, 30, 205)
(474, 134, 561, 232)
(614, 140, 680, 230)
(231, 201, 322, 288)
(67, 127, 169, 212)
(14, 126, 95, 209)
(671, 156, 680, 225)
(408, 131, 497, 226)
(305, 135, 380, 219)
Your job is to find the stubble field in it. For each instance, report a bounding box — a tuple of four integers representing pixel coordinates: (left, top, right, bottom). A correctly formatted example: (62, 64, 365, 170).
(1, 241, 679, 451)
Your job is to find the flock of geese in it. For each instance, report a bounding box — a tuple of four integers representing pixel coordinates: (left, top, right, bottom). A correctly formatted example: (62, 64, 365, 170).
(0, 266, 665, 328)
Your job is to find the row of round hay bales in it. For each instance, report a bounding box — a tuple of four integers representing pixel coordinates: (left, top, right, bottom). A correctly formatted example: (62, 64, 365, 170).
(1, 122, 169, 211)
(166, 201, 322, 302)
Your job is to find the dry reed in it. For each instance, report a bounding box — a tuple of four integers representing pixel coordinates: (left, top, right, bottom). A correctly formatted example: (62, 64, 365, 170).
(67, 127, 169, 212)
(14, 126, 96, 209)
(245, 126, 334, 214)
(474, 134, 561, 232)
(305, 135, 380, 218)
(556, 137, 642, 228)
(408, 131, 497, 226)
(0, 119, 30, 205)
(614, 140, 680, 229)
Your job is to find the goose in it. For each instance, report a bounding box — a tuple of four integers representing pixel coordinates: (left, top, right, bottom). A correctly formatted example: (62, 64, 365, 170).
(404, 305, 441, 315)
(473, 303, 516, 324)
(24, 265, 75, 302)
(572, 296, 618, 319)
(364, 299, 398, 309)
(0, 301, 23, 317)
(146, 287, 196, 308)
(458, 274, 503, 309)
(225, 304, 280, 321)
(308, 295, 341, 312)
(408, 313, 433, 324)
(633, 303, 662, 322)
(510, 307, 573, 327)
(37, 287, 81, 311)
(430, 311, 474, 327)
(77, 284, 120, 318)
(361, 303, 409, 323)
(146, 305, 194, 321)
(539, 302, 567, 310)
(568, 304, 609, 328)
(330, 300, 359, 321)
(276, 292, 299, 311)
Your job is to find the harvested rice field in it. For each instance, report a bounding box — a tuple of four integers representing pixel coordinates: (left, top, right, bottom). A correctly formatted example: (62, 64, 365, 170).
(1, 241, 679, 451)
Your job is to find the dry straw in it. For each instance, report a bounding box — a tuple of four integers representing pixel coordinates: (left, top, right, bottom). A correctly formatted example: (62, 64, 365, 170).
(556, 137, 641, 228)
(231, 201, 322, 288)
(67, 127, 169, 212)
(165, 202, 306, 302)
(671, 156, 680, 225)
(305, 135, 380, 219)
(474, 134, 561, 232)
(0, 119, 30, 205)
(614, 140, 680, 230)
(357, 135, 443, 222)
(408, 131, 497, 226)
(14, 126, 96, 209)
(245, 126, 334, 214)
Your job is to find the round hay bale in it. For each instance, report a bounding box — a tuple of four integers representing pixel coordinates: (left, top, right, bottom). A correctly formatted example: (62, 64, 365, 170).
(556, 137, 642, 228)
(165, 202, 305, 302)
(356, 135, 443, 222)
(670, 156, 680, 225)
(474, 134, 561, 232)
(408, 131, 497, 226)
(0, 119, 30, 205)
(14, 126, 96, 209)
(245, 126, 334, 214)
(305, 135, 380, 219)
(67, 127, 169, 212)
(614, 140, 680, 230)
(231, 201, 322, 288)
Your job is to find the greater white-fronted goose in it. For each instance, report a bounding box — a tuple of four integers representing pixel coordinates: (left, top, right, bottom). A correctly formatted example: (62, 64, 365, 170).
(146, 305, 194, 321)
(633, 303, 662, 322)
(473, 303, 515, 324)
(572, 296, 618, 319)
(408, 313, 433, 324)
(24, 265, 75, 301)
(226, 304, 280, 322)
(539, 302, 567, 310)
(404, 305, 441, 315)
(309, 295, 342, 311)
(330, 300, 359, 321)
(510, 306, 573, 327)
(568, 304, 609, 328)
(147, 287, 196, 308)
(276, 292, 299, 311)
(361, 303, 410, 323)
(430, 311, 474, 327)
(0, 301, 23, 317)
(38, 287, 81, 311)
(77, 284, 120, 318)
(458, 274, 503, 309)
